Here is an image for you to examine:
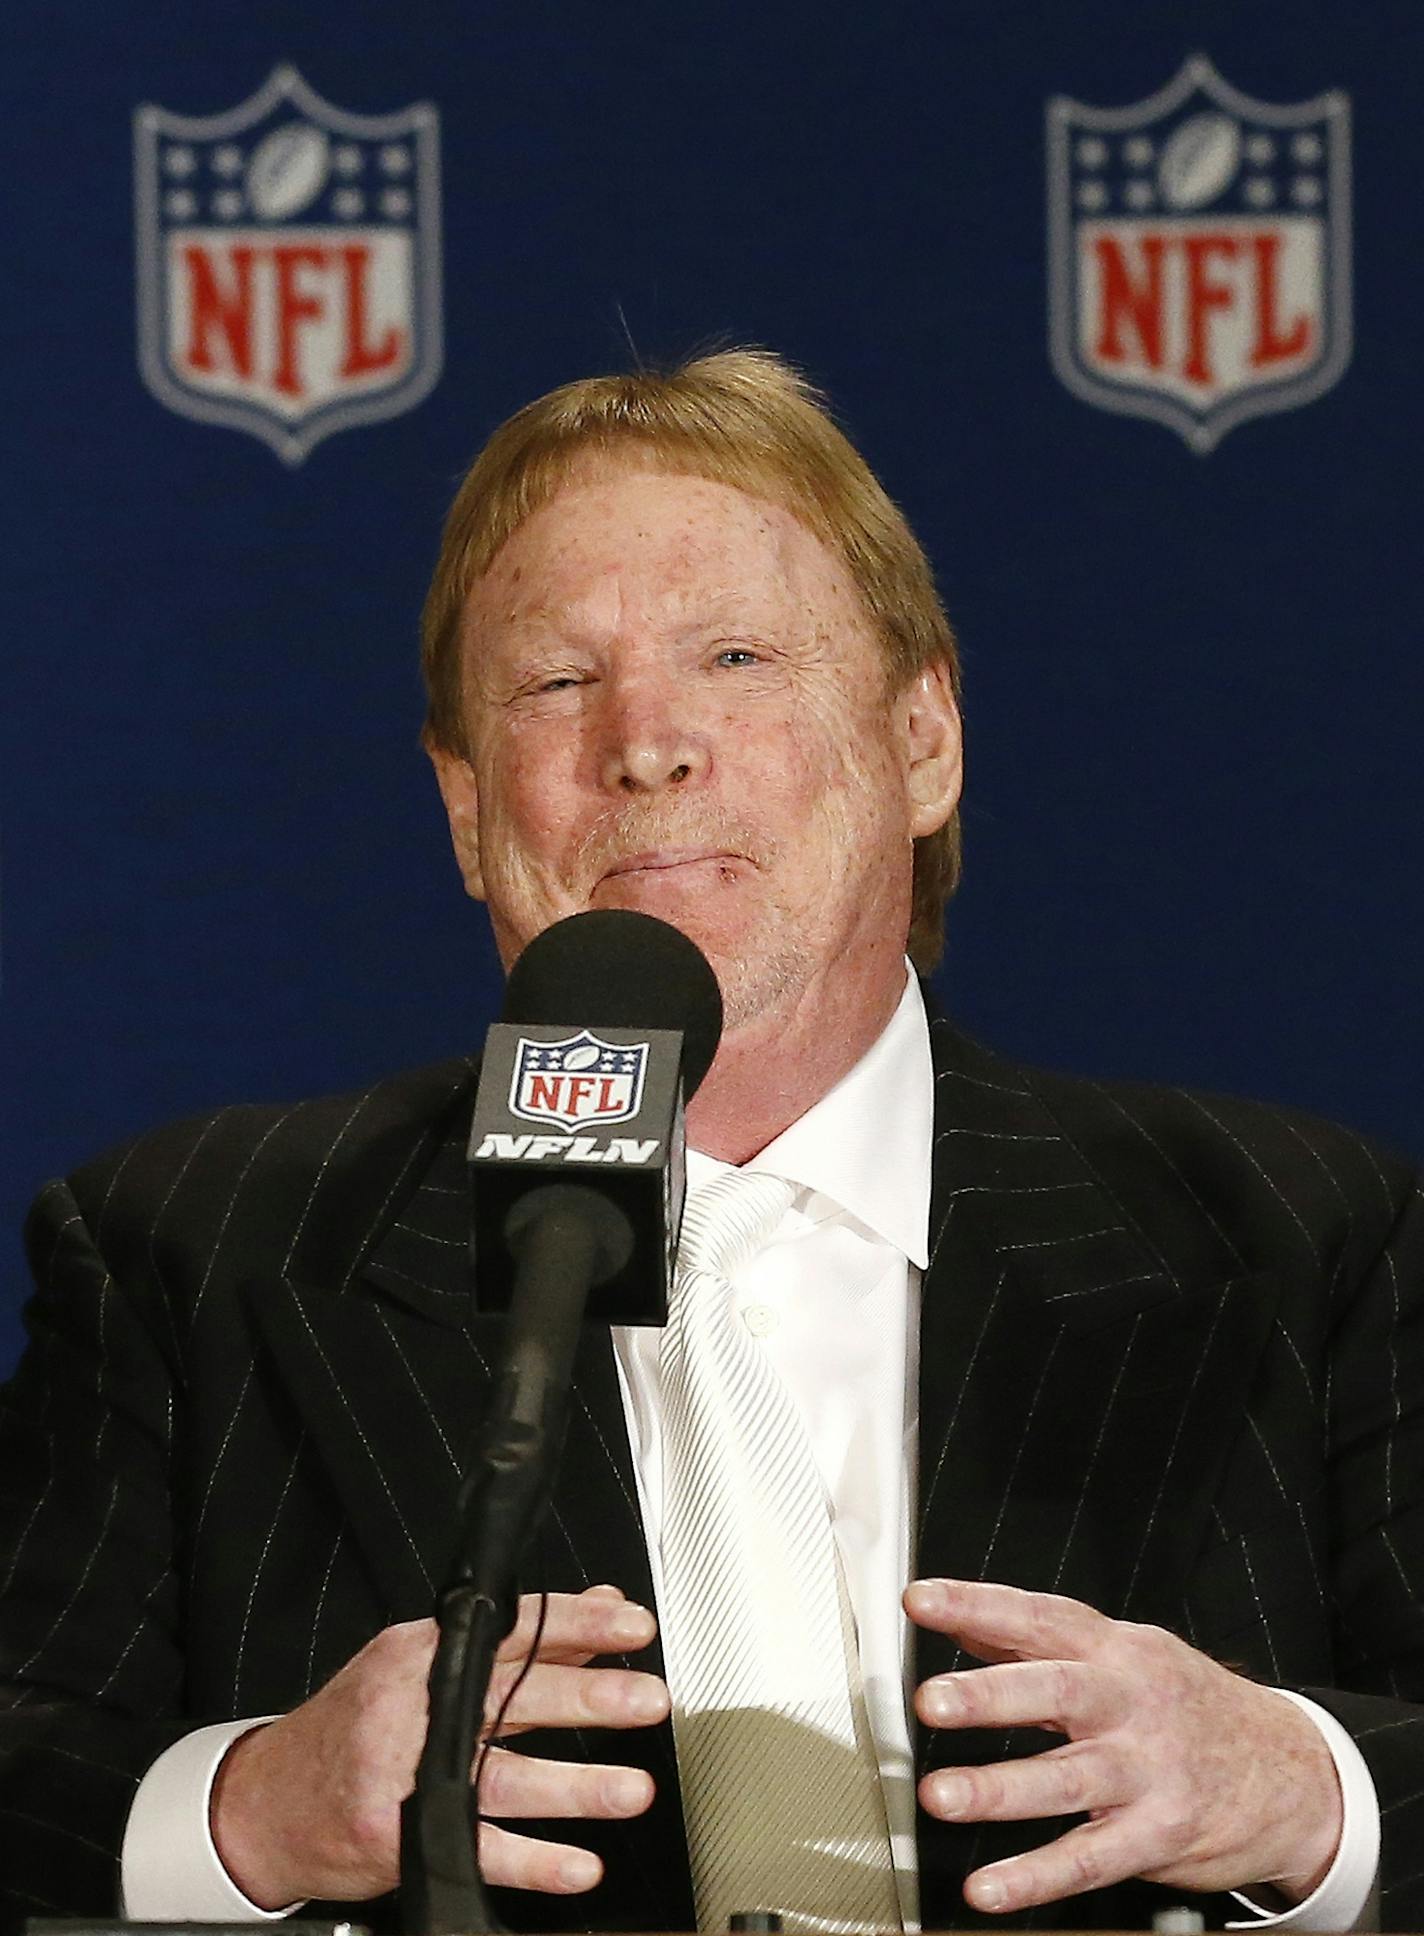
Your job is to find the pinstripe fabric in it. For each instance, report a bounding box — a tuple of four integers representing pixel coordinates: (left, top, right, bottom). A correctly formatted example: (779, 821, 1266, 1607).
(1, 1016, 1422, 1933)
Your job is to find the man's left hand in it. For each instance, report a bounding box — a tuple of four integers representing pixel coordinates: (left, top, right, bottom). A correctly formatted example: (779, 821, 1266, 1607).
(905, 1578, 1343, 1916)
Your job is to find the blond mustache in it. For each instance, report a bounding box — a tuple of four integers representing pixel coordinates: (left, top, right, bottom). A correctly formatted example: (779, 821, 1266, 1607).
(573, 803, 774, 884)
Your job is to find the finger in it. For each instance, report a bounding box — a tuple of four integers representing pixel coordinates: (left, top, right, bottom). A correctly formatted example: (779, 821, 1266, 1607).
(477, 1744, 655, 1822)
(487, 1660, 671, 1736)
(920, 1740, 1131, 1825)
(497, 1589, 657, 1666)
(963, 1813, 1150, 1915)
(905, 1579, 1110, 1663)
(476, 1819, 604, 1895)
(499, 1586, 624, 1654)
(915, 1658, 1122, 1736)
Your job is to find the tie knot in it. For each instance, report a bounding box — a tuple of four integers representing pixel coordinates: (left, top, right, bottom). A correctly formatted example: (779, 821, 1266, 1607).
(678, 1168, 794, 1281)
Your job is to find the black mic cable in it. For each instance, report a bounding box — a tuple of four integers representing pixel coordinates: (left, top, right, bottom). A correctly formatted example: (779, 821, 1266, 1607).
(401, 909, 722, 1936)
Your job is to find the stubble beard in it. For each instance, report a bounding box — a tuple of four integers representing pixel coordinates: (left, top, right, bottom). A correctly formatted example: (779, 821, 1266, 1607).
(715, 934, 814, 1034)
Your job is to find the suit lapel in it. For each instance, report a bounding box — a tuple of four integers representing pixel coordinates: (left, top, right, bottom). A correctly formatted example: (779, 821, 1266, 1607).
(912, 1018, 1279, 1923)
(243, 1086, 692, 1931)
(916, 1018, 1281, 1634)
(244, 1107, 657, 1628)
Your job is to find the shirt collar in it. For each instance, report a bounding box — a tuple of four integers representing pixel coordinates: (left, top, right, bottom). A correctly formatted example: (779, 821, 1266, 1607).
(686, 966, 933, 1267)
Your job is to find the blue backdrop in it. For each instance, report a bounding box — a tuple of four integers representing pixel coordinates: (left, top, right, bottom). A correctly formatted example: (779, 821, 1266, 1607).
(4, 0, 1421, 1373)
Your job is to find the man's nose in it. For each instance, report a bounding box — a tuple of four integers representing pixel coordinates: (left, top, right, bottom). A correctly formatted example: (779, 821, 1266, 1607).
(597, 667, 708, 794)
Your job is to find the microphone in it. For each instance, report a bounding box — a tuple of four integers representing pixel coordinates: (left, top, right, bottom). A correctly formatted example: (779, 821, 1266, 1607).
(402, 909, 722, 1936)
(467, 907, 724, 1326)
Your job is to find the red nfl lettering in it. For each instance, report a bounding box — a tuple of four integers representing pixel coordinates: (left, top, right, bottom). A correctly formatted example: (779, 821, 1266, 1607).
(183, 245, 254, 375)
(1048, 57, 1350, 451)
(525, 1075, 564, 1114)
(178, 240, 405, 399)
(341, 247, 403, 377)
(1094, 235, 1164, 367)
(1088, 230, 1313, 389)
(272, 247, 324, 396)
(522, 1072, 631, 1121)
(1250, 236, 1311, 366)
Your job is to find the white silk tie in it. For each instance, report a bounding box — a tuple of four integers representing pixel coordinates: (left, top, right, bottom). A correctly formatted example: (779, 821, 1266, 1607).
(659, 1169, 901, 1935)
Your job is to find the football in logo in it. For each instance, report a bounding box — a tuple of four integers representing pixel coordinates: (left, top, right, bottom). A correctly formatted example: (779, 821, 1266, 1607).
(246, 125, 333, 220)
(1046, 56, 1351, 451)
(134, 66, 442, 463)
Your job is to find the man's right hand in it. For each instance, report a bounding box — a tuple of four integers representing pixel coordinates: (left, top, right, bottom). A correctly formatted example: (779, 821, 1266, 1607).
(209, 1584, 670, 1909)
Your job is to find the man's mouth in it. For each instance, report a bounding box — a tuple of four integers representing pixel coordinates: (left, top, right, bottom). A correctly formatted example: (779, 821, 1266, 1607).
(599, 848, 745, 886)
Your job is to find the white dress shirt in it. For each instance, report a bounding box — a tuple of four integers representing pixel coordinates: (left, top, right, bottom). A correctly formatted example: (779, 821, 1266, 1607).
(614, 968, 933, 1928)
(122, 971, 1380, 1925)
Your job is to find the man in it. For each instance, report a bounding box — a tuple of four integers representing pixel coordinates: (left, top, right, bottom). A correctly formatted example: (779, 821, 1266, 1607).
(2, 350, 1422, 1931)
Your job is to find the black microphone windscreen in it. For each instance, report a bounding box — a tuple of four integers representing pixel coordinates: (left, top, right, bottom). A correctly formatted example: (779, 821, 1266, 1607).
(502, 909, 724, 1099)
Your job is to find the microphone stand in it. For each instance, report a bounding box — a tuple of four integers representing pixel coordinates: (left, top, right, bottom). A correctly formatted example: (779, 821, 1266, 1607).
(401, 1184, 633, 1936)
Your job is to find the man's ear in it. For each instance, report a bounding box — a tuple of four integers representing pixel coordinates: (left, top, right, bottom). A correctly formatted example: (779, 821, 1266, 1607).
(427, 740, 487, 902)
(902, 661, 964, 838)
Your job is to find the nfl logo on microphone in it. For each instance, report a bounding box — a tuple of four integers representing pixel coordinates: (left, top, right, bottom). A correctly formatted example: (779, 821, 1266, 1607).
(510, 1034, 650, 1133)
(134, 66, 442, 463)
(1047, 56, 1350, 451)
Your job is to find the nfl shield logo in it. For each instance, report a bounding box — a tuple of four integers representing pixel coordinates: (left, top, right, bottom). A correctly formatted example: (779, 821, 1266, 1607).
(134, 66, 442, 464)
(1047, 56, 1351, 452)
(510, 1033, 650, 1133)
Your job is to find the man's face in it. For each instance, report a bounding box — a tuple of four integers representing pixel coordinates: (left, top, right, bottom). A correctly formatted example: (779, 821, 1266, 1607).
(434, 461, 960, 1033)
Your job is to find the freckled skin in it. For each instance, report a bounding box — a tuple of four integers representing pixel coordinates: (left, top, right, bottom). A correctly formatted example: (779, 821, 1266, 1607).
(432, 459, 963, 1161)
(215, 467, 1341, 1915)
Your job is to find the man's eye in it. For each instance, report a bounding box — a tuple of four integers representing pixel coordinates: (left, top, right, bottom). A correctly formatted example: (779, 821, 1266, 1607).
(714, 647, 762, 669)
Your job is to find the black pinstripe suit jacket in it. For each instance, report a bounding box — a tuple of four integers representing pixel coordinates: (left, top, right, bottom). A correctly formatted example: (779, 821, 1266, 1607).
(2, 1015, 1423, 1931)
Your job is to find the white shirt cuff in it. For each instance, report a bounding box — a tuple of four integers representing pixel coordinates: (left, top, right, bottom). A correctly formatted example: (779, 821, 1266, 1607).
(1227, 1690, 1380, 1931)
(120, 1718, 305, 1920)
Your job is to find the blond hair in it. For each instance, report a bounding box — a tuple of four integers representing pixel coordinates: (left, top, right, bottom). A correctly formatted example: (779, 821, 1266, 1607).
(421, 347, 962, 969)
